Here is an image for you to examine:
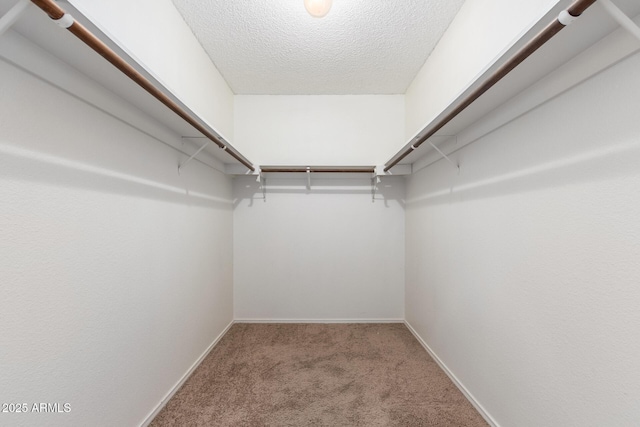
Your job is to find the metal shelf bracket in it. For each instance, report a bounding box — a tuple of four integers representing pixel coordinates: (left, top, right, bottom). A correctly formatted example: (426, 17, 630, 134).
(178, 136, 215, 174)
(371, 173, 378, 203)
(427, 140, 460, 173)
(258, 171, 266, 202)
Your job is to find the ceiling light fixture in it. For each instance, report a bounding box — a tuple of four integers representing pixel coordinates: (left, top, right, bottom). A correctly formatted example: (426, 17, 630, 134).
(304, 0, 332, 18)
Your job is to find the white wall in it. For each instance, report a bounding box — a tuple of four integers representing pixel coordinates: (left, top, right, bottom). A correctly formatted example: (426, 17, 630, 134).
(0, 43, 233, 426)
(404, 0, 558, 141)
(405, 50, 640, 426)
(67, 0, 235, 141)
(233, 175, 405, 321)
(234, 95, 405, 165)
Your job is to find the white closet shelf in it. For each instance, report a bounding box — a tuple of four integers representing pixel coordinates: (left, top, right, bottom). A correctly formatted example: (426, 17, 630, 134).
(390, 0, 640, 171)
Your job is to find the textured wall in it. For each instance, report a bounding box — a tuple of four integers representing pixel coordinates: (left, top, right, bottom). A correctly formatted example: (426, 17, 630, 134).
(68, 0, 235, 141)
(404, 0, 557, 141)
(0, 49, 233, 426)
(405, 50, 640, 426)
(233, 176, 405, 321)
(234, 95, 404, 165)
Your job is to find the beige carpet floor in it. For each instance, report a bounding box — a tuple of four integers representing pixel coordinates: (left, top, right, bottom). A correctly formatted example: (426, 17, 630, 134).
(150, 323, 487, 426)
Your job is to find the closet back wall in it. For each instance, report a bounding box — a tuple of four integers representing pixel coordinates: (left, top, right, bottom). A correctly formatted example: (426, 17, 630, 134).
(233, 176, 405, 321)
(232, 93, 406, 321)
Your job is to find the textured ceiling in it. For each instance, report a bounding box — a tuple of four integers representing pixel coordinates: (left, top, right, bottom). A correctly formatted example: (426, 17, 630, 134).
(171, 0, 466, 95)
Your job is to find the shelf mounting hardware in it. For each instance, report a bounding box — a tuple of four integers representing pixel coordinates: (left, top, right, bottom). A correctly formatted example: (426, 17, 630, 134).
(427, 140, 460, 172)
(371, 172, 377, 203)
(178, 137, 211, 174)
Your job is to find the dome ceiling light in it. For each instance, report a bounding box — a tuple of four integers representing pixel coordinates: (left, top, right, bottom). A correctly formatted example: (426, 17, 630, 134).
(304, 0, 333, 18)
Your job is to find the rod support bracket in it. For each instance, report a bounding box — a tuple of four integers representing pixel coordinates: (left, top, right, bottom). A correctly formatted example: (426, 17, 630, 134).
(53, 13, 74, 28)
(558, 10, 578, 26)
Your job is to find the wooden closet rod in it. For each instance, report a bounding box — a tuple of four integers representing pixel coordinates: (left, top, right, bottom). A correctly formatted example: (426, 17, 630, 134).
(384, 0, 597, 172)
(30, 0, 255, 172)
(260, 166, 376, 174)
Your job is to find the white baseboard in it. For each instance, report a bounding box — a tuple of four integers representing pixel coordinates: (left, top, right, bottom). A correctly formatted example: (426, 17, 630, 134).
(403, 320, 499, 427)
(234, 318, 405, 324)
(139, 320, 235, 427)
